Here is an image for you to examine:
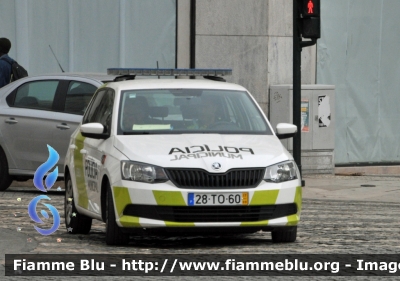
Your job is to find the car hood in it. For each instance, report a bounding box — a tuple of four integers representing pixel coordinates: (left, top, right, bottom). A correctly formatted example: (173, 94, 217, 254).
(113, 134, 292, 173)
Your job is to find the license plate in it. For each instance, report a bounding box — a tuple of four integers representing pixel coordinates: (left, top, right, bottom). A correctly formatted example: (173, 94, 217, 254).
(188, 192, 248, 206)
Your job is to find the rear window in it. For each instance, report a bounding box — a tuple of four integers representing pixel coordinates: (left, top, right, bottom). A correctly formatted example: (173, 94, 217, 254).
(64, 81, 98, 115)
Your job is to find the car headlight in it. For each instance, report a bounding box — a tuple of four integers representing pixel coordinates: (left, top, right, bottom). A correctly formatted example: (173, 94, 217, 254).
(264, 160, 298, 183)
(121, 161, 168, 183)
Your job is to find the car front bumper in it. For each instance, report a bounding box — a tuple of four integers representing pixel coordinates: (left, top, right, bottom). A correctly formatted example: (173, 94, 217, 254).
(112, 180, 302, 230)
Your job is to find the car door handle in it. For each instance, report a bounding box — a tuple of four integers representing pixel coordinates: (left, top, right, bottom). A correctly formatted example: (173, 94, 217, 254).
(5, 118, 18, 124)
(56, 123, 70, 130)
(80, 149, 87, 155)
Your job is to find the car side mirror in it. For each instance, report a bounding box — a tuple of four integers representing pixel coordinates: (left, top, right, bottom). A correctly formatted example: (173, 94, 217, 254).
(276, 123, 297, 139)
(80, 123, 110, 139)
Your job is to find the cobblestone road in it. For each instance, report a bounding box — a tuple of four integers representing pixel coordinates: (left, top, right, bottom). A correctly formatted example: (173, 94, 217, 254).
(1, 183, 400, 280)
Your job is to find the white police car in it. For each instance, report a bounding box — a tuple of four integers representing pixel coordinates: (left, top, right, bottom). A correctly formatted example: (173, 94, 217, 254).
(64, 68, 301, 245)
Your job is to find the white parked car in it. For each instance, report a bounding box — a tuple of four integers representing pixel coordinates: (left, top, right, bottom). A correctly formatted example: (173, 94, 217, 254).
(64, 68, 301, 245)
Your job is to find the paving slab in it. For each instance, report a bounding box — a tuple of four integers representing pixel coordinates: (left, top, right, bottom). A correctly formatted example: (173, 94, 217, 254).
(303, 174, 400, 203)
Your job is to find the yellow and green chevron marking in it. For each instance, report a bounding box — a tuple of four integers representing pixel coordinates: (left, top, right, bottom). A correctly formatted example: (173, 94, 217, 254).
(113, 187, 301, 227)
(74, 133, 88, 209)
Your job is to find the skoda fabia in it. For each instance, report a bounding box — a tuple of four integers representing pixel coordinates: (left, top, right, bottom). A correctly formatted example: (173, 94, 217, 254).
(64, 68, 301, 245)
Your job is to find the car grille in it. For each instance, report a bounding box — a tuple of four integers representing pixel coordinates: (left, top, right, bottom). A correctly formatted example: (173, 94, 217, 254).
(123, 204, 297, 223)
(164, 168, 265, 189)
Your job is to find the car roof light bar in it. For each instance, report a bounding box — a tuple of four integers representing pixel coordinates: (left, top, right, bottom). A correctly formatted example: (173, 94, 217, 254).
(107, 68, 232, 77)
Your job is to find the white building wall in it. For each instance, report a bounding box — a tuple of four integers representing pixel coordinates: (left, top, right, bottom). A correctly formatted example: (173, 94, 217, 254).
(0, 0, 176, 75)
(317, 0, 400, 165)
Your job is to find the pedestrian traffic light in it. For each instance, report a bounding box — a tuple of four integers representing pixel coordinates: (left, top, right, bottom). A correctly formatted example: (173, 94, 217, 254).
(301, 0, 320, 18)
(299, 0, 320, 39)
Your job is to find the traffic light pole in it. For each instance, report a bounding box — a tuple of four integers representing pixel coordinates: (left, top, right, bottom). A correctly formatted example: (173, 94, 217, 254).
(293, 0, 303, 186)
(293, 0, 317, 187)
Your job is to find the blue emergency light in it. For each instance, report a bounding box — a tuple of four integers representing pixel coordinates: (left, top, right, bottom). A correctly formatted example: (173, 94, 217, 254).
(107, 68, 232, 77)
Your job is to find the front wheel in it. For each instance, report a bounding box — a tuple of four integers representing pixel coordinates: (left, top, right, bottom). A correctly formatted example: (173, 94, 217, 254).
(105, 182, 129, 245)
(64, 173, 92, 234)
(271, 226, 297, 243)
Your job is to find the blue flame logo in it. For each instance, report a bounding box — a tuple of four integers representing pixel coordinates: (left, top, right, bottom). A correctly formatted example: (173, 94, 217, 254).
(28, 145, 61, 235)
(33, 145, 59, 192)
(28, 195, 60, 235)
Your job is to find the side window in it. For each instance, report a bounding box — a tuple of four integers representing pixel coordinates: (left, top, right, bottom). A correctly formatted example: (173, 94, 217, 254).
(14, 81, 59, 110)
(64, 81, 98, 115)
(83, 89, 106, 124)
(84, 89, 114, 133)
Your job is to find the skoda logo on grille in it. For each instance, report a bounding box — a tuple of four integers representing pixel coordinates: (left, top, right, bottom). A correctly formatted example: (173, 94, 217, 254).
(212, 162, 222, 170)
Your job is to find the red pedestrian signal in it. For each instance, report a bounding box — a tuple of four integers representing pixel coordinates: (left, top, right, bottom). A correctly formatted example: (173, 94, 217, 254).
(299, 0, 320, 39)
(302, 0, 319, 18)
(308, 0, 314, 14)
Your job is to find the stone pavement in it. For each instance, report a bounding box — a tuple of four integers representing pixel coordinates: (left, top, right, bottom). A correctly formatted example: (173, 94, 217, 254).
(1, 175, 400, 280)
(302, 174, 400, 203)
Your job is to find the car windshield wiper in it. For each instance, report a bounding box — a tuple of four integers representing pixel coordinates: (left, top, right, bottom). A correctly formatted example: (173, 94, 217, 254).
(123, 131, 152, 135)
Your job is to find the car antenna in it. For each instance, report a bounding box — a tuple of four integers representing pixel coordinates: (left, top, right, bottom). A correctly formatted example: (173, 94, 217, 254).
(49, 45, 65, 73)
(157, 61, 160, 79)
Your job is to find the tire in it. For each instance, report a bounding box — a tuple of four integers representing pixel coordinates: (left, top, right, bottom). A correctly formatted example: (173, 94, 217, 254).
(105, 182, 129, 245)
(64, 173, 92, 234)
(271, 226, 297, 243)
(0, 148, 12, 191)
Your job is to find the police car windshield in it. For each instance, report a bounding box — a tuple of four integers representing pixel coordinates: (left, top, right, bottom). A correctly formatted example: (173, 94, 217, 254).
(118, 89, 272, 135)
